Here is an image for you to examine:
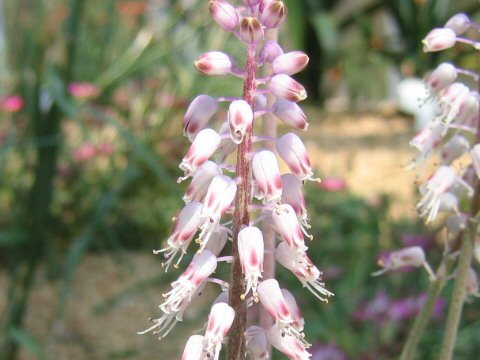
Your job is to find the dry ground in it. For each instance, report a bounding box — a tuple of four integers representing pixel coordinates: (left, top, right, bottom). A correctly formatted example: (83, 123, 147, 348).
(1, 112, 421, 360)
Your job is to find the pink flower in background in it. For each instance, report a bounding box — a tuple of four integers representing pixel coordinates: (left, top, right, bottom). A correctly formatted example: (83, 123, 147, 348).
(73, 143, 97, 162)
(98, 142, 114, 155)
(68, 82, 100, 99)
(1, 95, 24, 113)
(318, 177, 346, 192)
(310, 342, 347, 360)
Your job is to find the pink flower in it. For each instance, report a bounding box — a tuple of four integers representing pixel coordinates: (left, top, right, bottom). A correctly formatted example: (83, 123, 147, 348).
(281, 174, 308, 225)
(272, 51, 309, 76)
(1, 95, 24, 113)
(139, 251, 217, 339)
(209, 0, 239, 32)
(275, 242, 333, 302)
(373, 246, 426, 276)
(270, 204, 306, 251)
(182, 335, 206, 360)
(318, 177, 346, 192)
(180, 128, 221, 177)
(204, 302, 235, 358)
(422, 28, 457, 52)
(154, 201, 204, 270)
(183, 95, 218, 141)
(272, 99, 309, 130)
(239, 17, 264, 44)
(68, 82, 100, 99)
(228, 100, 253, 144)
(259, 0, 288, 29)
(269, 74, 307, 102)
(260, 40, 284, 63)
(444, 13, 470, 35)
(267, 324, 311, 360)
(183, 161, 223, 204)
(238, 226, 264, 299)
(276, 133, 315, 181)
(252, 150, 282, 203)
(425, 63, 457, 94)
(72, 143, 97, 162)
(195, 51, 233, 76)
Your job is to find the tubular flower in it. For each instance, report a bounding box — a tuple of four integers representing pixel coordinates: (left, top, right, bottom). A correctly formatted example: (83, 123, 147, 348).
(180, 128, 221, 178)
(252, 150, 283, 203)
(183, 95, 218, 141)
(154, 201, 204, 271)
(275, 242, 333, 302)
(238, 226, 264, 300)
(267, 323, 311, 360)
(245, 326, 269, 360)
(276, 133, 316, 181)
(270, 204, 307, 251)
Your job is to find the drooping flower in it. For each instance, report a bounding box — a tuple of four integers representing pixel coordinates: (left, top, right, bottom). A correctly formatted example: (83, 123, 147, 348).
(238, 226, 264, 300)
(252, 150, 282, 203)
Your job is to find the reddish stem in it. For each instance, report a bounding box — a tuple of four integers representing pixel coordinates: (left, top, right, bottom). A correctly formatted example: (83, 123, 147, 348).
(228, 43, 257, 360)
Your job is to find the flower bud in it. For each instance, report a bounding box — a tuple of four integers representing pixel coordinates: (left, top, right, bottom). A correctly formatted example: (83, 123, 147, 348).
(209, 0, 239, 32)
(422, 28, 456, 52)
(269, 74, 307, 102)
(252, 150, 282, 202)
(272, 99, 309, 130)
(456, 91, 479, 126)
(259, 0, 287, 29)
(260, 40, 284, 63)
(276, 133, 314, 181)
(240, 17, 264, 44)
(444, 13, 470, 35)
(180, 128, 221, 176)
(438, 82, 470, 124)
(254, 94, 268, 111)
(183, 95, 218, 141)
(425, 63, 457, 94)
(195, 51, 233, 76)
(228, 100, 253, 144)
(203, 228, 228, 256)
(272, 51, 309, 75)
(270, 204, 305, 250)
(183, 160, 222, 203)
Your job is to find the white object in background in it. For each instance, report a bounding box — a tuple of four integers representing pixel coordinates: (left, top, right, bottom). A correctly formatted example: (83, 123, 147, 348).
(397, 78, 436, 131)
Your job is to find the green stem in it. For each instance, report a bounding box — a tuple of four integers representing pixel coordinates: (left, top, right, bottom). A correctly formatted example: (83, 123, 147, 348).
(438, 220, 476, 360)
(399, 259, 451, 360)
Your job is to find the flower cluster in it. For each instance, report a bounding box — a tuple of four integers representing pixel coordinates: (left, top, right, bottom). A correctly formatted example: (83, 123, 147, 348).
(375, 11, 480, 334)
(139, 1, 333, 359)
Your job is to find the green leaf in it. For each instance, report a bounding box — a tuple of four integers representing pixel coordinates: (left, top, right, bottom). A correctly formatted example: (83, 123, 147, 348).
(8, 328, 48, 360)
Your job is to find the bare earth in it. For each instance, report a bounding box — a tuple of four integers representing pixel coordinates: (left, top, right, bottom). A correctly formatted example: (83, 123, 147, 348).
(1, 112, 419, 360)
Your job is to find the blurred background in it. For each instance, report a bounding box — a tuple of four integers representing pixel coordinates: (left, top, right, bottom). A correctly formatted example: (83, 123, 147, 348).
(1, 0, 480, 359)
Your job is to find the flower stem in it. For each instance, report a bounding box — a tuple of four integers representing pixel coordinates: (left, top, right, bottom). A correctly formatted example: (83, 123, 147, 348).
(228, 43, 257, 360)
(399, 259, 451, 360)
(438, 218, 476, 360)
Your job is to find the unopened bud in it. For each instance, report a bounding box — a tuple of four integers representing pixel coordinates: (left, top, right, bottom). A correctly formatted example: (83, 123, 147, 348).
(259, 0, 287, 29)
(444, 13, 470, 35)
(260, 40, 284, 63)
(269, 74, 307, 102)
(183, 95, 218, 141)
(195, 51, 233, 76)
(272, 99, 309, 130)
(209, 0, 239, 31)
(272, 51, 309, 75)
(425, 63, 457, 94)
(422, 28, 456, 52)
(239, 17, 264, 44)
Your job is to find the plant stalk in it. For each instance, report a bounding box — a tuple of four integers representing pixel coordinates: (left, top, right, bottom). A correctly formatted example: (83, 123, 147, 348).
(399, 259, 451, 360)
(228, 43, 257, 360)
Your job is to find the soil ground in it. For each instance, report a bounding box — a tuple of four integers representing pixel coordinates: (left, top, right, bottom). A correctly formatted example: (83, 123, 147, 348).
(1, 112, 421, 360)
